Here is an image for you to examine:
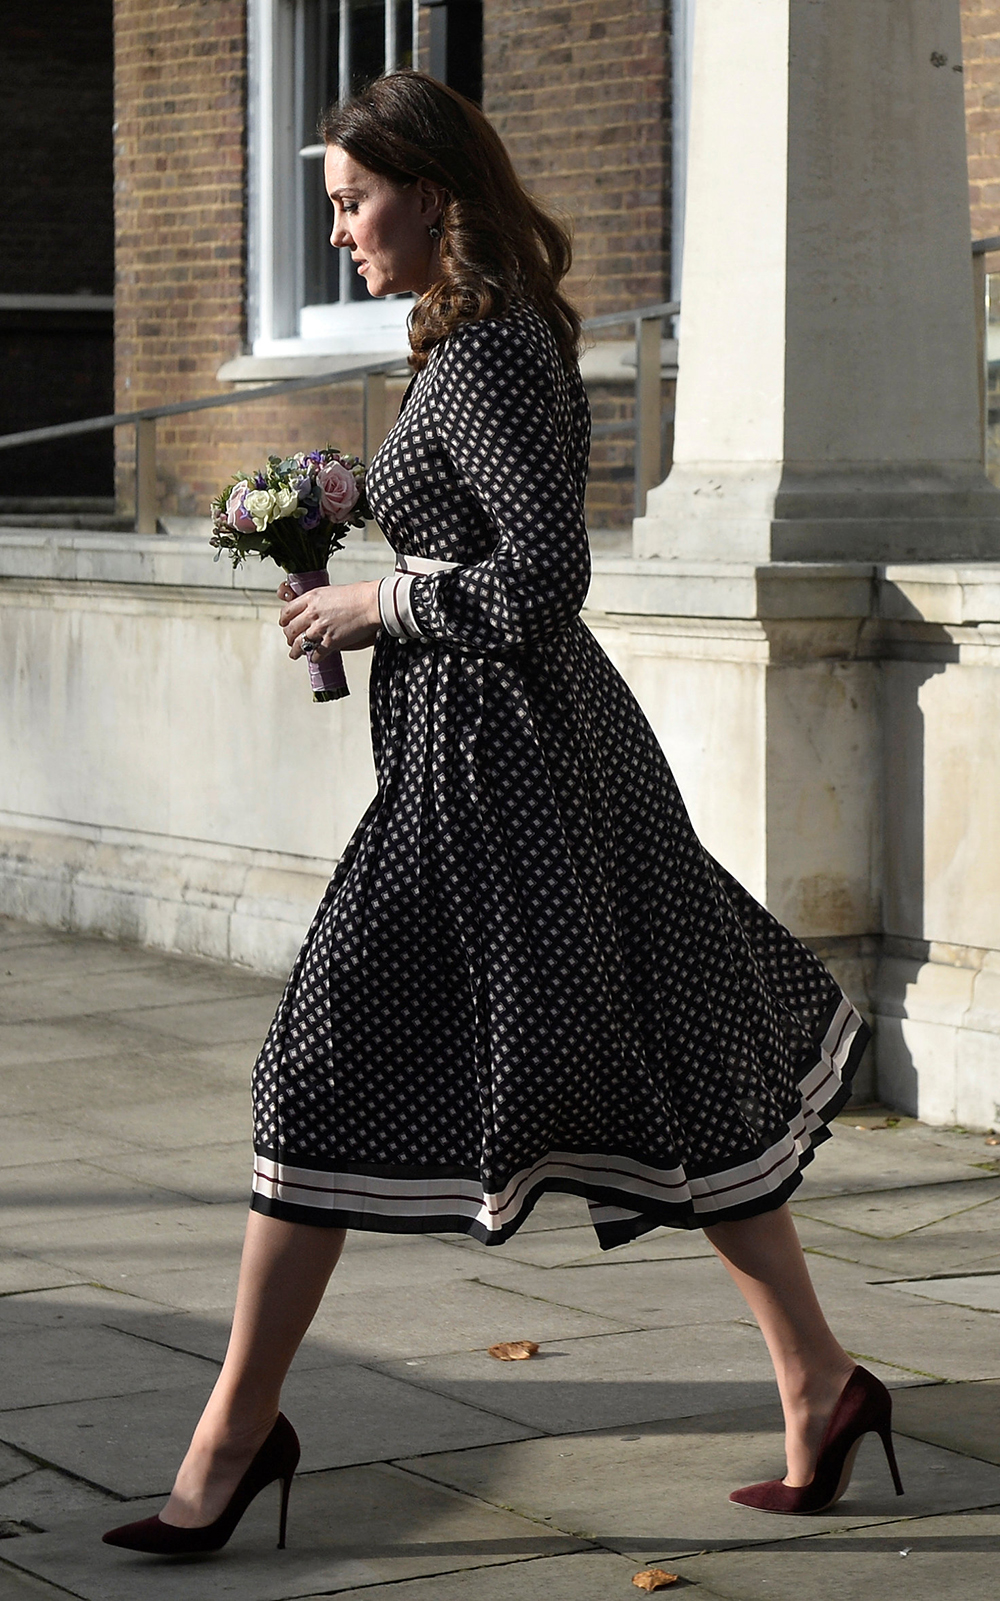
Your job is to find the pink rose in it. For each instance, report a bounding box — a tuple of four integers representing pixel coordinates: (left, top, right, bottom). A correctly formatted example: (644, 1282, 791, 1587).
(225, 480, 258, 533)
(316, 458, 360, 521)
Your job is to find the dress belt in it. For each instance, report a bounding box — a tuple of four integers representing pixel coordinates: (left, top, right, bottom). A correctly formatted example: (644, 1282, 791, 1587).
(380, 554, 460, 640)
(393, 554, 460, 576)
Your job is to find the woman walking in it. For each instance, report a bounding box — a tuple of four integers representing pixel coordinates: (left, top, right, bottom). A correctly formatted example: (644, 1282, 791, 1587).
(104, 71, 901, 1555)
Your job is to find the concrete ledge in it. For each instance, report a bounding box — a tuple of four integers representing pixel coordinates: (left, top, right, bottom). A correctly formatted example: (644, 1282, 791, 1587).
(0, 528, 393, 593)
(0, 817, 331, 976)
(4, 531, 1000, 632)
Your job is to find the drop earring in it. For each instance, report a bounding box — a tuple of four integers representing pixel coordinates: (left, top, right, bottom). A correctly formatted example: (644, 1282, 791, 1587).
(428, 224, 442, 239)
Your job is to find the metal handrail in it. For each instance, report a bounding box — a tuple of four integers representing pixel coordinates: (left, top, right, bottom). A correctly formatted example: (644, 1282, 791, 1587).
(583, 299, 678, 331)
(4, 236, 998, 523)
(0, 355, 407, 452)
(0, 300, 679, 530)
(582, 300, 679, 515)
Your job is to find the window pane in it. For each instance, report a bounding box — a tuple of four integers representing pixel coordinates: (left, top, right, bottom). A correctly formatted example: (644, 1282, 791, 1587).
(292, 0, 433, 316)
(349, 0, 384, 94)
(299, 0, 385, 308)
(299, 1, 331, 308)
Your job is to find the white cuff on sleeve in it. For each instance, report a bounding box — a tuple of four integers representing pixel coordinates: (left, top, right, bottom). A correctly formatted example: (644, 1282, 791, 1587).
(378, 572, 425, 640)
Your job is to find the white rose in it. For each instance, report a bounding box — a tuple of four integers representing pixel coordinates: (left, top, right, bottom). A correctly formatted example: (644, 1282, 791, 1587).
(273, 485, 299, 519)
(245, 489, 278, 530)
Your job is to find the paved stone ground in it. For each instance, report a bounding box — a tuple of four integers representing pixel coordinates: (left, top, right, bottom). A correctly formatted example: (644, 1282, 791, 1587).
(1, 913, 999, 1600)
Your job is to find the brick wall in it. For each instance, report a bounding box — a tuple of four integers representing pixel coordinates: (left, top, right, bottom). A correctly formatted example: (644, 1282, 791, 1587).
(108, 4, 1000, 527)
(113, 0, 362, 519)
(962, 1, 1000, 238)
(482, 1, 671, 527)
(483, 0, 671, 319)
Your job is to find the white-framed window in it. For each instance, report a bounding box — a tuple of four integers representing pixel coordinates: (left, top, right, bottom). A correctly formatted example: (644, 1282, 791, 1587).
(248, 0, 420, 356)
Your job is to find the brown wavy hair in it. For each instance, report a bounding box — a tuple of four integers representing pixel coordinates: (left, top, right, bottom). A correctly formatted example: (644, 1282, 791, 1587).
(320, 72, 581, 372)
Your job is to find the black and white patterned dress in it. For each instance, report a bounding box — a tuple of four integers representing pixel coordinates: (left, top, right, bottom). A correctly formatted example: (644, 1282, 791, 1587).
(251, 303, 868, 1249)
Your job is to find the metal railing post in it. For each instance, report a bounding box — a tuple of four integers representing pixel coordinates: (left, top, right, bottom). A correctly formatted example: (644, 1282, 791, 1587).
(363, 371, 390, 539)
(363, 370, 389, 462)
(135, 416, 157, 535)
(634, 313, 663, 518)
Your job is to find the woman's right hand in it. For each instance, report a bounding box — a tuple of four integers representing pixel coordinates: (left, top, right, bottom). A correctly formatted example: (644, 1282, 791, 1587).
(276, 580, 381, 656)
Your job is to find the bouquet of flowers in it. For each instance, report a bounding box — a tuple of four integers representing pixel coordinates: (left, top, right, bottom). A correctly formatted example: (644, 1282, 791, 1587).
(210, 448, 368, 702)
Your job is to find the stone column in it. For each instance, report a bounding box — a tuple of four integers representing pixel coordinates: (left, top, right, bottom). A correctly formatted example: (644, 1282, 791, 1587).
(636, 0, 1000, 562)
(617, 0, 1000, 1122)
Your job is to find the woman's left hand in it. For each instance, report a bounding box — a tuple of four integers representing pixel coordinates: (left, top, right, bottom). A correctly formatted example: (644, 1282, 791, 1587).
(278, 580, 381, 657)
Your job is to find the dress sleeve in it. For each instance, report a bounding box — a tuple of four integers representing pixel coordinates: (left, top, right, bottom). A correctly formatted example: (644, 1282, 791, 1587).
(399, 317, 591, 654)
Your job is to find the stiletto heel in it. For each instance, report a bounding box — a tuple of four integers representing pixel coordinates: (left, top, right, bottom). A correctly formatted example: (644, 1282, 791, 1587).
(277, 1469, 293, 1550)
(102, 1413, 300, 1555)
(879, 1423, 905, 1496)
(730, 1366, 905, 1514)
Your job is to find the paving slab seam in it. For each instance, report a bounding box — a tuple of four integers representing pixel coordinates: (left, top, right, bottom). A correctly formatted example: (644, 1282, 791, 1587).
(384, 1457, 603, 1543)
(4, 990, 280, 1026)
(0, 1438, 131, 1503)
(0, 1284, 86, 1302)
(796, 1174, 1000, 1196)
(594, 1503, 1000, 1562)
(471, 1272, 771, 1338)
(664, 1499, 1000, 1557)
(840, 1348, 946, 1382)
(88, 1321, 225, 1367)
(794, 1184, 1000, 1226)
(0, 1553, 88, 1599)
(292, 1551, 613, 1600)
(346, 1361, 553, 1439)
(795, 1215, 994, 1243)
(0, 1466, 36, 1491)
(465, 1269, 765, 1336)
(878, 1293, 1000, 1319)
(362, 1342, 788, 1444)
(463, 1270, 648, 1319)
(351, 1356, 560, 1431)
(0, 1384, 177, 1419)
(802, 1243, 982, 1280)
(873, 1268, 1000, 1283)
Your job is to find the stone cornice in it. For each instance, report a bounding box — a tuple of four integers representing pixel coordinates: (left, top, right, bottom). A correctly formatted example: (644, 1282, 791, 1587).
(1, 530, 999, 631)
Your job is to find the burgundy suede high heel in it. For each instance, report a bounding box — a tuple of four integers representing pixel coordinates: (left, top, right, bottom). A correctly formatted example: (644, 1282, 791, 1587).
(102, 1413, 300, 1554)
(729, 1366, 904, 1514)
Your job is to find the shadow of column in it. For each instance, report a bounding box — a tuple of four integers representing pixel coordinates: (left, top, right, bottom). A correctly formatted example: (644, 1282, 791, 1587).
(873, 588, 959, 1115)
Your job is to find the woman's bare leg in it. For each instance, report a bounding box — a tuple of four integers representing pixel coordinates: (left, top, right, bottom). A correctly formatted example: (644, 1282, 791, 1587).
(703, 1204, 855, 1487)
(161, 1211, 347, 1527)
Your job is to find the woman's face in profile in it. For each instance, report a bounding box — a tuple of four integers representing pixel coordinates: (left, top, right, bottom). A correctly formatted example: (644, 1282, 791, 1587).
(324, 145, 442, 298)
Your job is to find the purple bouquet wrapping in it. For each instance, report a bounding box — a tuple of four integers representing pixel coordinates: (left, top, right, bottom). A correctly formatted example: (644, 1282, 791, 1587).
(210, 448, 368, 702)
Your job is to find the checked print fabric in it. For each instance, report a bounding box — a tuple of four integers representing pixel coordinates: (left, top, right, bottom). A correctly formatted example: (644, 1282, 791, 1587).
(251, 304, 868, 1249)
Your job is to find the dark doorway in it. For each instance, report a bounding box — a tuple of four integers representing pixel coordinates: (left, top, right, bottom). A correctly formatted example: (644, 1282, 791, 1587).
(0, 2, 115, 500)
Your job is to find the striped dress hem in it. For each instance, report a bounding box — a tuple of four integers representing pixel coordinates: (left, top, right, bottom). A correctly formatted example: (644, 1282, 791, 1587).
(250, 996, 869, 1250)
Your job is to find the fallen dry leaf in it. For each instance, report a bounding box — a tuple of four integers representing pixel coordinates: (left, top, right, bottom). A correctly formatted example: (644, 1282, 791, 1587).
(986, 1136, 999, 1146)
(488, 1340, 540, 1361)
(632, 1570, 679, 1592)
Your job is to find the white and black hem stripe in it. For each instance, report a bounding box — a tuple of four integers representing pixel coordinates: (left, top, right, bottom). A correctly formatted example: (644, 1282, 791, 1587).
(252, 997, 868, 1250)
